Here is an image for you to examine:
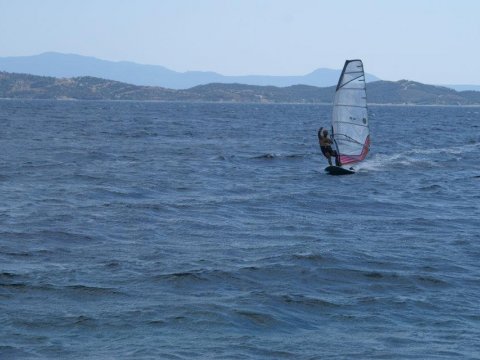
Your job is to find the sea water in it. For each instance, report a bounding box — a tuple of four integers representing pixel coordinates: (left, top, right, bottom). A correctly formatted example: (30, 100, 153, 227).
(1, 100, 479, 359)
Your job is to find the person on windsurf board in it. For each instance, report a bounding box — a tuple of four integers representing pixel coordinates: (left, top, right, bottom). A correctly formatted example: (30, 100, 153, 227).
(318, 128, 340, 166)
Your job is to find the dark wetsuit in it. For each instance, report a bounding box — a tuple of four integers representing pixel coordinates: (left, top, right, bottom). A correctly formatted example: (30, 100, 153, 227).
(320, 144, 335, 157)
(318, 129, 335, 156)
(318, 128, 339, 165)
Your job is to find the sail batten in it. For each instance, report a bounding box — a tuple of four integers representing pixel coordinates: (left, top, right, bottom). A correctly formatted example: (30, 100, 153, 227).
(332, 59, 370, 166)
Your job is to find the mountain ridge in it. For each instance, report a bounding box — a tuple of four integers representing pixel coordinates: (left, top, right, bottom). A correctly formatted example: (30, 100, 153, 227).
(1, 71, 480, 105)
(0, 52, 381, 89)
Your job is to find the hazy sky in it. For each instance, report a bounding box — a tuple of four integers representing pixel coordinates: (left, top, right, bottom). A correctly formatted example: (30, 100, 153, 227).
(1, 0, 479, 84)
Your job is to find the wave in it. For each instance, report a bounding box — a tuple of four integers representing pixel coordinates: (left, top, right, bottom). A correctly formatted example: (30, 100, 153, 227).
(252, 153, 278, 160)
(418, 184, 444, 192)
(0, 230, 96, 243)
(251, 152, 307, 160)
(148, 253, 453, 296)
(0, 280, 124, 297)
(280, 294, 340, 308)
(0, 272, 19, 279)
(0, 346, 34, 358)
(65, 284, 124, 296)
(234, 310, 278, 326)
(356, 141, 480, 172)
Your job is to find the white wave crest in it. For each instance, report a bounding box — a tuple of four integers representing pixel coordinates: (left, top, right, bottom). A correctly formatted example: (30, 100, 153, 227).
(355, 142, 479, 172)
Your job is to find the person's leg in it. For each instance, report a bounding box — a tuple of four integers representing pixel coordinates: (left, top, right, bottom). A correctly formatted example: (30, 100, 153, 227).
(333, 150, 340, 166)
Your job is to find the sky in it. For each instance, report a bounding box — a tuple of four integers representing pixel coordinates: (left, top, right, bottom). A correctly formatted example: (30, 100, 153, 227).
(0, 0, 479, 84)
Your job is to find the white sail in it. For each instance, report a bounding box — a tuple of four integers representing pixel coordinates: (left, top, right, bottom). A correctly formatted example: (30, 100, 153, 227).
(332, 60, 370, 165)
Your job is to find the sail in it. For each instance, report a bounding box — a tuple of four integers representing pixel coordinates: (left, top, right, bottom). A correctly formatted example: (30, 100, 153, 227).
(332, 60, 370, 165)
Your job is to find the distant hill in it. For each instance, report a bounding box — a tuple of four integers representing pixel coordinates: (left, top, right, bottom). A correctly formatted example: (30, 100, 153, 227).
(1, 71, 480, 105)
(0, 52, 380, 89)
(368, 80, 480, 105)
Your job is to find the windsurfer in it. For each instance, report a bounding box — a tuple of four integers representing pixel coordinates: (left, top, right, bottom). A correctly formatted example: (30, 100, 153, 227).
(318, 128, 340, 166)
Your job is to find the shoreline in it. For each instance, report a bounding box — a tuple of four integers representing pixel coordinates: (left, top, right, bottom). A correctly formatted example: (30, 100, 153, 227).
(1, 97, 480, 107)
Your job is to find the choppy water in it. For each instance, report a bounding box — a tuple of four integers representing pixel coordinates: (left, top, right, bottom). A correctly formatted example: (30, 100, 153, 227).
(1, 100, 479, 359)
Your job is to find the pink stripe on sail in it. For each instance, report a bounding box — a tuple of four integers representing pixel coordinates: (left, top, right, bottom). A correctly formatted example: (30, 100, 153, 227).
(339, 136, 370, 165)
